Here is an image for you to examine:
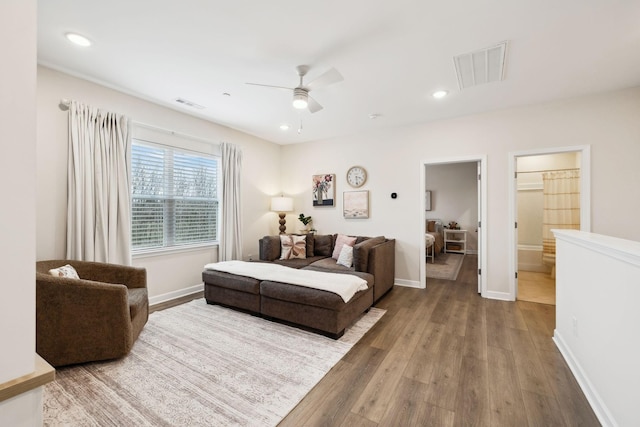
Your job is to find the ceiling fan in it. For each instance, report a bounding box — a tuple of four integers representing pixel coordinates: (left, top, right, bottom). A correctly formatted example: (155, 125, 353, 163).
(246, 65, 343, 113)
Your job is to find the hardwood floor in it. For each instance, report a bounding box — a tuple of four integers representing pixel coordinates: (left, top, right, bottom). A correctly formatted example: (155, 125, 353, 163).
(280, 255, 600, 426)
(149, 291, 204, 314)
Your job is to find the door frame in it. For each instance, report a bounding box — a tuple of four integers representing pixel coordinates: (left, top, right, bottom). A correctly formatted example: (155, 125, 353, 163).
(420, 155, 487, 295)
(508, 145, 591, 300)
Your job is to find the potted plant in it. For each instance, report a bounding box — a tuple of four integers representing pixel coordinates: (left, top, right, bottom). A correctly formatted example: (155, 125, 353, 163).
(298, 213, 313, 233)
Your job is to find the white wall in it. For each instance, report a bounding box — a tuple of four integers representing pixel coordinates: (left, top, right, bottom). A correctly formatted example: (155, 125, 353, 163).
(281, 87, 640, 295)
(554, 230, 640, 427)
(37, 66, 282, 300)
(35, 67, 640, 299)
(425, 162, 478, 252)
(0, 0, 43, 424)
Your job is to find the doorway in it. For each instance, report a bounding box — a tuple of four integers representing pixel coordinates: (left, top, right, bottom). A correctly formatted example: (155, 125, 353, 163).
(420, 155, 487, 294)
(509, 146, 591, 301)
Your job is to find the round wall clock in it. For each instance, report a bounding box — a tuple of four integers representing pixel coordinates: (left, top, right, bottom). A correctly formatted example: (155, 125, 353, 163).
(347, 166, 367, 188)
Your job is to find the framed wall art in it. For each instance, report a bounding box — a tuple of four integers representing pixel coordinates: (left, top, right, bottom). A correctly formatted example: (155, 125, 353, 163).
(343, 190, 369, 218)
(312, 174, 335, 207)
(425, 190, 432, 211)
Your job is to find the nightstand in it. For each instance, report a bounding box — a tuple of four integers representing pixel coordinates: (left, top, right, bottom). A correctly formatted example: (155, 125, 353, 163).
(444, 229, 467, 254)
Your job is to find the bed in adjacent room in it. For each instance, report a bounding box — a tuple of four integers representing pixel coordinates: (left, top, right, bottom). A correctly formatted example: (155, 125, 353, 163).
(426, 219, 444, 262)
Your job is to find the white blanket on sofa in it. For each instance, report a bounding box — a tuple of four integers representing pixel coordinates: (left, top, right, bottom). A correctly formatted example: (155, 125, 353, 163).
(203, 261, 368, 303)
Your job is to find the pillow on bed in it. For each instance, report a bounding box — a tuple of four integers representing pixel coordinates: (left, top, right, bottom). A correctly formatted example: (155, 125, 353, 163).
(280, 234, 307, 260)
(427, 220, 436, 232)
(332, 234, 356, 260)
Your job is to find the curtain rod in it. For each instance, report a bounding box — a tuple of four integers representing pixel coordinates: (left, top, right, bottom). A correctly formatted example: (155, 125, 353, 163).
(517, 167, 580, 174)
(58, 98, 221, 147)
(58, 98, 71, 111)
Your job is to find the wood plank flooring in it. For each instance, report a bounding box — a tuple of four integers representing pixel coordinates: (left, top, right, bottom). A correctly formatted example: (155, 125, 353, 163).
(280, 255, 600, 426)
(149, 291, 204, 314)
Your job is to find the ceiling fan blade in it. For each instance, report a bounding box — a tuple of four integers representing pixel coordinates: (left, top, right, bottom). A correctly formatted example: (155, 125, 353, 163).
(245, 82, 293, 91)
(307, 95, 323, 113)
(306, 68, 343, 90)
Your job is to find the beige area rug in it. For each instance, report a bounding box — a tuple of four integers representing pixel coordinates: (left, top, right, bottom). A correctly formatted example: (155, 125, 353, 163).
(426, 253, 464, 280)
(43, 299, 385, 427)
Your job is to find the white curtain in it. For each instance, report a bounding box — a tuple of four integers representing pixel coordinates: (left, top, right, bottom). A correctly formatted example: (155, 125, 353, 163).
(66, 100, 132, 265)
(219, 142, 243, 261)
(542, 170, 580, 259)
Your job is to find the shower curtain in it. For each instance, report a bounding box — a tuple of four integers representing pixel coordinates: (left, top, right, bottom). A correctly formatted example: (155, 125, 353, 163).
(542, 170, 580, 260)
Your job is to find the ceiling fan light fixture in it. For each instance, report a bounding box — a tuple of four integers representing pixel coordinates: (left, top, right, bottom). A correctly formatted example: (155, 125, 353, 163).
(292, 88, 308, 109)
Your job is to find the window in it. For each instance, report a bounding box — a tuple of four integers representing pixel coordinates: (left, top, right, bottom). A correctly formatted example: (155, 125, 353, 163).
(131, 139, 219, 251)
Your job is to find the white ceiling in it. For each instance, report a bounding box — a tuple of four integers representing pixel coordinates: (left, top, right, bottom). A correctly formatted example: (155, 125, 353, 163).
(38, 0, 640, 145)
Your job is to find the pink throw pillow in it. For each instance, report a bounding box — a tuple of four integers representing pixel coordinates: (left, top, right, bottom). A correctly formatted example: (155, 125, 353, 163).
(332, 234, 357, 259)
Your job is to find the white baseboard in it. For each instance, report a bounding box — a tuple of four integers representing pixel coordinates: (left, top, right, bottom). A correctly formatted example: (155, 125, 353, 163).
(149, 283, 204, 307)
(553, 331, 615, 427)
(481, 290, 513, 301)
(394, 278, 422, 289)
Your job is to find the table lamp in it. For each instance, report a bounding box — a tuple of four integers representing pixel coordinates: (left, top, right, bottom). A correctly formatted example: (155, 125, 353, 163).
(271, 196, 294, 234)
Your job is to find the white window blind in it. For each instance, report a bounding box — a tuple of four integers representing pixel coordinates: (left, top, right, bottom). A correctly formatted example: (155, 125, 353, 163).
(131, 139, 218, 251)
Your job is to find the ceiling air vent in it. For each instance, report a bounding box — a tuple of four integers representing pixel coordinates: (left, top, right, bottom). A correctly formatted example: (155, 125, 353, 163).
(454, 41, 508, 90)
(174, 98, 205, 109)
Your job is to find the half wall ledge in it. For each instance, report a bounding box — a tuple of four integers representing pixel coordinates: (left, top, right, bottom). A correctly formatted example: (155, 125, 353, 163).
(0, 355, 55, 403)
(553, 229, 640, 427)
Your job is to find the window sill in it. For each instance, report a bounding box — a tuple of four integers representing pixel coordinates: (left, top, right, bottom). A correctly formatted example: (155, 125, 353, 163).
(132, 243, 218, 259)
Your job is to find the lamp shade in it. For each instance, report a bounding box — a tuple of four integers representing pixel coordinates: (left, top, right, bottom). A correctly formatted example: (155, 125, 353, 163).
(271, 196, 293, 212)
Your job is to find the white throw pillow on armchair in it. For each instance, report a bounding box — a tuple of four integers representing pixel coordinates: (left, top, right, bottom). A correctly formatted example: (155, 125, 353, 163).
(48, 264, 80, 279)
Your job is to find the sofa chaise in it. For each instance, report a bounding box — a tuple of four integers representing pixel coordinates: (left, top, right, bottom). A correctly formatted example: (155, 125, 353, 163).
(202, 233, 395, 338)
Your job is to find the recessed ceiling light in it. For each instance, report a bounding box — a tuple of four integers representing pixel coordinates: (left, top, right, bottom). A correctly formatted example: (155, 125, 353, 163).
(368, 113, 381, 119)
(279, 124, 290, 131)
(65, 32, 92, 47)
(432, 90, 448, 99)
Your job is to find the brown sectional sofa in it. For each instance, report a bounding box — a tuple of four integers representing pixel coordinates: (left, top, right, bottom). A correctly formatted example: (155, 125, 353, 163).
(202, 233, 395, 338)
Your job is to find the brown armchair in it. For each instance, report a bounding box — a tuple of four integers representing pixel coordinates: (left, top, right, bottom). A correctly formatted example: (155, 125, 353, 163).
(36, 260, 149, 367)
